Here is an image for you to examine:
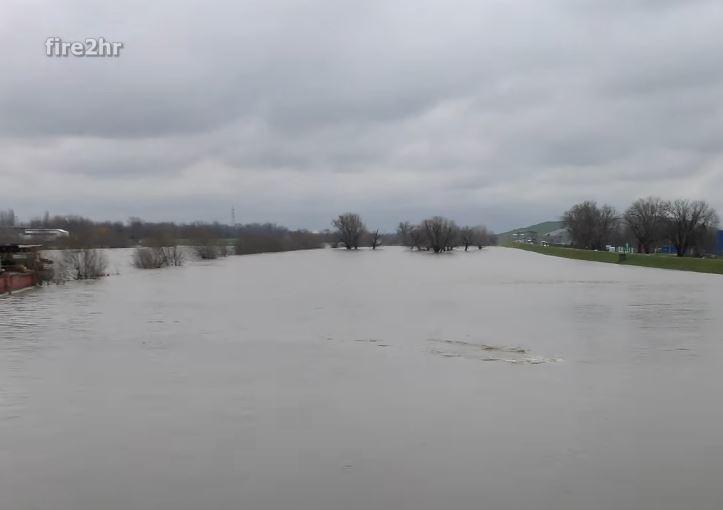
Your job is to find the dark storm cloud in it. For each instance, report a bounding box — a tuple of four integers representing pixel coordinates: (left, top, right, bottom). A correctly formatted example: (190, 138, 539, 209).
(1, 0, 722, 231)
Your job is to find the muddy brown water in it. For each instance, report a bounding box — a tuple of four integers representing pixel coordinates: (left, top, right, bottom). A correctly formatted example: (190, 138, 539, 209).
(1, 247, 722, 510)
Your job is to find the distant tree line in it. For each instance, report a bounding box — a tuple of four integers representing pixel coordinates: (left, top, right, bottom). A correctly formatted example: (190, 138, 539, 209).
(1, 212, 323, 249)
(0, 209, 16, 227)
(0, 209, 17, 243)
(234, 223, 324, 255)
(562, 198, 719, 257)
(8, 209, 496, 261)
(1, 211, 328, 272)
(331, 213, 496, 253)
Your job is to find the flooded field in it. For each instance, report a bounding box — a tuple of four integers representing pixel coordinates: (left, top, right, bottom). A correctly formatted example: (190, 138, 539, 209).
(1, 246, 722, 510)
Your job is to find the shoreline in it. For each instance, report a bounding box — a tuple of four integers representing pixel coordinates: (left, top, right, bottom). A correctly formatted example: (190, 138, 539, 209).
(507, 243, 723, 275)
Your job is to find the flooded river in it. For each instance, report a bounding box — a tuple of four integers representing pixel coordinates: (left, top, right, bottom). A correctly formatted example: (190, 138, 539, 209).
(1, 247, 722, 510)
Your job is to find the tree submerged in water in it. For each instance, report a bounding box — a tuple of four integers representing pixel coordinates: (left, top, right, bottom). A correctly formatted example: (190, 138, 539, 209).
(421, 216, 458, 253)
(133, 246, 185, 269)
(61, 249, 108, 280)
(332, 213, 366, 250)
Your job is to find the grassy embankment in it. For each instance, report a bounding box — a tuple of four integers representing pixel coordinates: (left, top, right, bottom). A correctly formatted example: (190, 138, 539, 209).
(508, 243, 723, 275)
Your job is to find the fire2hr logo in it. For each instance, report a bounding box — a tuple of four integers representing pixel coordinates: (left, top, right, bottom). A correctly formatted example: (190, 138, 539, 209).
(45, 37, 124, 57)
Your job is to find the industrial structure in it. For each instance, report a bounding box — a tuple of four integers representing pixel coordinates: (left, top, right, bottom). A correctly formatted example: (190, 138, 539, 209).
(0, 244, 53, 295)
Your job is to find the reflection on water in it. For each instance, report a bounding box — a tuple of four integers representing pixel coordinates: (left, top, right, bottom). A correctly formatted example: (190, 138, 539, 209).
(1, 247, 722, 510)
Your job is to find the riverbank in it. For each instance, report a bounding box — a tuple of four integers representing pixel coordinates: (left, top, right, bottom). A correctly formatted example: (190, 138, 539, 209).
(508, 243, 723, 275)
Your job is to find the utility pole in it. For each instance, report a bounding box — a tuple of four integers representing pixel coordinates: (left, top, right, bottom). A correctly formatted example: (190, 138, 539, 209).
(231, 207, 236, 226)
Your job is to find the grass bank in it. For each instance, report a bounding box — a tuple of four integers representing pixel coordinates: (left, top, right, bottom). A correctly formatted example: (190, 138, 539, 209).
(507, 243, 723, 275)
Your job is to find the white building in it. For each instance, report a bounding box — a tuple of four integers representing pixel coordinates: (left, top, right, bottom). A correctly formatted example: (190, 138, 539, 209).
(20, 229, 70, 242)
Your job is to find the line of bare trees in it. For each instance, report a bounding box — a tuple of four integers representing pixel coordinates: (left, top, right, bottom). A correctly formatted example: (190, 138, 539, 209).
(562, 198, 719, 257)
(131, 224, 324, 268)
(332, 213, 495, 253)
(234, 224, 324, 255)
(1, 212, 326, 252)
(2, 211, 327, 269)
(0, 209, 16, 227)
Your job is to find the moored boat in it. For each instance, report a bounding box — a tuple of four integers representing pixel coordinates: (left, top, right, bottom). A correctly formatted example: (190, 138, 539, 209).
(0, 244, 49, 295)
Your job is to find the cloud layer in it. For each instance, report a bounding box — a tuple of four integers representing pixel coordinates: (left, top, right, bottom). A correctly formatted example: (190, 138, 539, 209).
(2, 0, 722, 230)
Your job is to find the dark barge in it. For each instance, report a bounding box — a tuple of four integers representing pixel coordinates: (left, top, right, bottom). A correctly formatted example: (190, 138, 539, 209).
(0, 244, 48, 295)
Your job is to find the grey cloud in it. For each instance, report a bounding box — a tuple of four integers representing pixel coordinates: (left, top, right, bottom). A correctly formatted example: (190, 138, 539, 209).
(1, 0, 722, 231)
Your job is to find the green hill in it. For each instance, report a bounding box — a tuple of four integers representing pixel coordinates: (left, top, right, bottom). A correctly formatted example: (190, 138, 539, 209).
(497, 221, 563, 242)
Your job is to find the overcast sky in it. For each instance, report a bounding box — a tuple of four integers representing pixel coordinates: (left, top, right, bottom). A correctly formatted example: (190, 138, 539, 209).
(1, 0, 722, 231)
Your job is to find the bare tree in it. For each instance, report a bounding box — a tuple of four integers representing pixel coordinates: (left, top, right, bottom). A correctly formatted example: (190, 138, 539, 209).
(666, 199, 719, 257)
(459, 226, 475, 251)
(475, 225, 493, 249)
(563, 201, 619, 250)
(134, 232, 185, 268)
(164, 246, 185, 266)
(421, 216, 458, 253)
(596, 204, 619, 249)
(133, 247, 163, 269)
(624, 197, 667, 254)
(133, 246, 185, 268)
(369, 229, 382, 250)
(195, 244, 220, 260)
(332, 213, 366, 250)
(447, 224, 460, 251)
(396, 221, 413, 247)
(62, 249, 108, 279)
(563, 201, 596, 249)
(409, 226, 425, 250)
(190, 227, 224, 260)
